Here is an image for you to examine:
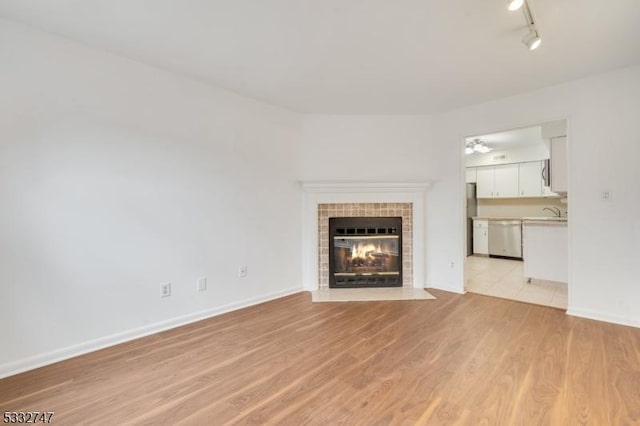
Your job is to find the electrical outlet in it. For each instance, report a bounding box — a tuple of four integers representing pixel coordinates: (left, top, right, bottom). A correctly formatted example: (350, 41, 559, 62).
(197, 277, 207, 292)
(450, 261, 455, 268)
(161, 282, 171, 298)
(239, 265, 248, 278)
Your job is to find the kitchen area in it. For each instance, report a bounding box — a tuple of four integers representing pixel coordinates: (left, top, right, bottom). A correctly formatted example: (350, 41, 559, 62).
(465, 120, 568, 309)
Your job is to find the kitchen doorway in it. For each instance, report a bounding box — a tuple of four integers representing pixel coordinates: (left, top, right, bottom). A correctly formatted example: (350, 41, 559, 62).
(463, 120, 569, 309)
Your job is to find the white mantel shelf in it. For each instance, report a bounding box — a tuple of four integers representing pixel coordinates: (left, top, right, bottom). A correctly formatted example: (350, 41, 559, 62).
(300, 179, 433, 291)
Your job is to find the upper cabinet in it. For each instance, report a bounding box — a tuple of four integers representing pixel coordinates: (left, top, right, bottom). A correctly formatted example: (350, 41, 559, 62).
(476, 167, 494, 198)
(473, 160, 559, 199)
(476, 164, 518, 198)
(518, 161, 543, 197)
(542, 183, 558, 197)
(542, 158, 558, 197)
(494, 164, 519, 198)
(467, 120, 567, 199)
(542, 121, 568, 194)
(550, 136, 567, 194)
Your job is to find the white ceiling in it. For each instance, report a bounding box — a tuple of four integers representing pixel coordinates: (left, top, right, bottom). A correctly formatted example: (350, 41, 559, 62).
(467, 126, 542, 149)
(1, 0, 639, 114)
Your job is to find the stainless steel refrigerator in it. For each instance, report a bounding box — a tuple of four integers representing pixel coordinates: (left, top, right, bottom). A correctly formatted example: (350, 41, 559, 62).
(466, 183, 477, 256)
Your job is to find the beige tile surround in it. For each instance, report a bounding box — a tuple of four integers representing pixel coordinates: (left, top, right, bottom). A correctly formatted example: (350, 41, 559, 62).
(318, 203, 413, 289)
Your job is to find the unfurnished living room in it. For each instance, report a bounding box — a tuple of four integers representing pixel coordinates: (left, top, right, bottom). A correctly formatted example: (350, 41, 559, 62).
(1, 1, 639, 424)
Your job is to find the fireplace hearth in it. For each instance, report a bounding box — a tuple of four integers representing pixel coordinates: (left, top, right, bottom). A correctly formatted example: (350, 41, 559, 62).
(329, 217, 402, 288)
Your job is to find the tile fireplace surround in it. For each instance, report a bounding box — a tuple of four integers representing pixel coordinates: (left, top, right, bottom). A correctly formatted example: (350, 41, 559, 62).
(300, 180, 431, 291)
(318, 203, 412, 289)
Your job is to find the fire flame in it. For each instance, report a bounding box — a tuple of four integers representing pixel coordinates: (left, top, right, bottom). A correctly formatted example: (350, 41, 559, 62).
(351, 242, 384, 260)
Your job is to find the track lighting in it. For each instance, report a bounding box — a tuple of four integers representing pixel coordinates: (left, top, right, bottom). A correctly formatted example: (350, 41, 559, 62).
(507, 0, 524, 11)
(508, 0, 542, 51)
(522, 29, 542, 50)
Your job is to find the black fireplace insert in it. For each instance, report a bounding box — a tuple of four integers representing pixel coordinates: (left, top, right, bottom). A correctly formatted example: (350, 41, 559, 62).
(329, 217, 402, 288)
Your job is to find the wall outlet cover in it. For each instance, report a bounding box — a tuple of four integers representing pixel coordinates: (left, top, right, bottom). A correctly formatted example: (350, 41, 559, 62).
(239, 265, 248, 278)
(161, 282, 171, 298)
(197, 277, 207, 292)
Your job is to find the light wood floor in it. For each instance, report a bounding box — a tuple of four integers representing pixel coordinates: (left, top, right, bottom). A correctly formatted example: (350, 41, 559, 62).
(1, 290, 639, 425)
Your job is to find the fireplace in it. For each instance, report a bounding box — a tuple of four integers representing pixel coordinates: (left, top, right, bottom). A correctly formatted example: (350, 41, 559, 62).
(301, 181, 431, 290)
(329, 217, 402, 288)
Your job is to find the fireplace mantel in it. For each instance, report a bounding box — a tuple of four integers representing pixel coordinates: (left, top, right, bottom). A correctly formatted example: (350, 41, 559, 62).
(300, 180, 432, 291)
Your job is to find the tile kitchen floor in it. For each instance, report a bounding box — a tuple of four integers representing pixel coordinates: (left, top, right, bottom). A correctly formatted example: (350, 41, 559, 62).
(465, 255, 567, 309)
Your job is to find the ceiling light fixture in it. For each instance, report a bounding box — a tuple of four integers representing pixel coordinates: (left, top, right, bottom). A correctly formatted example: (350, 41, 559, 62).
(522, 29, 542, 50)
(465, 139, 493, 155)
(507, 0, 524, 11)
(508, 0, 542, 51)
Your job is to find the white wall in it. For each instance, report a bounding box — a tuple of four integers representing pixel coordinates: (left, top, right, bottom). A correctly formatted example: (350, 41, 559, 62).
(2, 17, 639, 379)
(0, 20, 302, 377)
(300, 115, 434, 180)
(301, 65, 640, 328)
(300, 115, 464, 292)
(434, 64, 640, 327)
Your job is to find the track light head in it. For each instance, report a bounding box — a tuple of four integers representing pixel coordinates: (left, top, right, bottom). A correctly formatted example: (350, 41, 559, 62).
(522, 29, 542, 50)
(507, 0, 524, 11)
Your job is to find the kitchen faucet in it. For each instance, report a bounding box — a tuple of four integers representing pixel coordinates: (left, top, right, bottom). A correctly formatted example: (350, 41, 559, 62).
(542, 207, 562, 217)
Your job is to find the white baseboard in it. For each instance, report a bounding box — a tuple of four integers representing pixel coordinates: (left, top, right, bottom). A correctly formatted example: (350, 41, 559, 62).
(566, 307, 640, 329)
(0, 286, 303, 379)
(426, 282, 465, 294)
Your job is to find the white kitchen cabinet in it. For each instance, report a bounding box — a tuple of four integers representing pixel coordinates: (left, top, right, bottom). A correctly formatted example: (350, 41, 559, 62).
(476, 164, 518, 198)
(542, 183, 558, 197)
(519, 161, 557, 197)
(493, 164, 519, 198)
(523, 223, 568, 282)
(465, 167, 477, 183)
(518, 161, 543, 197)
(476, 167, 495, 198)
(473, 220, 489, 255)
(476, 162, 558, 199)
(550, 136, 567, 193)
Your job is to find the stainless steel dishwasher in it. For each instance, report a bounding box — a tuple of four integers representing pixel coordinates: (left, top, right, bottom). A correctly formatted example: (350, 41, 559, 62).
(488, 220, 522, 259)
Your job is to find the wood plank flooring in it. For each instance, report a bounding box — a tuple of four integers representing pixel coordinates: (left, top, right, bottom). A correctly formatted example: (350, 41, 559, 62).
(1, 290, 639, 425)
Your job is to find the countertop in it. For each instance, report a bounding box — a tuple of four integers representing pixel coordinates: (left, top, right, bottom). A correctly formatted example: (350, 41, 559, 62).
(472, 216, 568, 225)
(522, 220, 568, 226)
